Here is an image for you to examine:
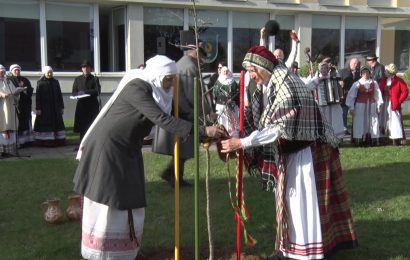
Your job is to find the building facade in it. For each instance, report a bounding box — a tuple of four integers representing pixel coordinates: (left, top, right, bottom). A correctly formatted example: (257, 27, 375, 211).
(1, 0, 409, 118)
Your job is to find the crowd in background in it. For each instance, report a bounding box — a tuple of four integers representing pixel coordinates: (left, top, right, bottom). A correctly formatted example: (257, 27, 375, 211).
(0, 60, 102, 158)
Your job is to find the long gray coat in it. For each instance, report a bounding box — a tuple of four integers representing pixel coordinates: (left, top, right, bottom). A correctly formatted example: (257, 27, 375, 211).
(73, 79, 191, 210)
(152, 55, 211, 159)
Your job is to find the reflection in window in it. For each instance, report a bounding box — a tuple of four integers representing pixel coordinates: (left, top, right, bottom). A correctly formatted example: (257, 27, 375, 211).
(100, 6, 126, 72)
(144, 8, 183, 63)
(189, 10, 227, 73)
(0, 2, 40, 71)
(232, 12, 269, 73)
(46, 3, 93, 71)
(345, 16, 377, 63)
(312, 15, 340, 65)
(381, 17, 410, 71)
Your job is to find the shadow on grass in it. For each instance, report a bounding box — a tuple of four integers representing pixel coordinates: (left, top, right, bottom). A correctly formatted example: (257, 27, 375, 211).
(342, 162, 410, 205)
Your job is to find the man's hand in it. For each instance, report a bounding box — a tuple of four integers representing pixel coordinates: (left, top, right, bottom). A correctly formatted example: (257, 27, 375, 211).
(260, 27, 266, 39)
(221, 138, 242, 153)
(0, 92, 9, 98)
(205, 125, 226, 139)
(290, 30, 300, 43)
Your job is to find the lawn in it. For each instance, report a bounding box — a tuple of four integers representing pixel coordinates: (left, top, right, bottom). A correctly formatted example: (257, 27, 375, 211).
(1, 144, 410, 259)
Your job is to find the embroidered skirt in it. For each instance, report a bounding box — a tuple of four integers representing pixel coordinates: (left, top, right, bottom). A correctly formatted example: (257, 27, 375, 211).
(81, 197, 145, 260)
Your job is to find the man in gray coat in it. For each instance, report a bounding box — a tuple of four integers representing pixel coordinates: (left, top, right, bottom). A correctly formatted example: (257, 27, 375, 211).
(156, 31, 213, 187)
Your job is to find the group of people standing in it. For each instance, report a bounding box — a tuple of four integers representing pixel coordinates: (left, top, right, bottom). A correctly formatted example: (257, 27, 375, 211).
(297, 52, 408, 147)
(71, 25, 362, 260)
(0, 60, 101, 158)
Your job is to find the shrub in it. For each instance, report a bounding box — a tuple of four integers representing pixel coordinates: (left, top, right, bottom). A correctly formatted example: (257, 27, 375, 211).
(402, 67, 410, 87)
(299, 62, 318, 78)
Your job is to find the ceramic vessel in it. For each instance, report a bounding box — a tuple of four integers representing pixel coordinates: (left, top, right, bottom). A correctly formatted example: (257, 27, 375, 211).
(66, 195, 82, 221)
(42, 198, 64, 224)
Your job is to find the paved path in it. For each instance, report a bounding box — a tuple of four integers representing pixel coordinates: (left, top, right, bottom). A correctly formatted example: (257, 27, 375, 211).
(1, 128, 409, 161)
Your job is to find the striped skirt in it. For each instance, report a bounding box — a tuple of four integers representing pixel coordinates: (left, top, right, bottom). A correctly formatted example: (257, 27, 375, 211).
(276, 143, 358, 259)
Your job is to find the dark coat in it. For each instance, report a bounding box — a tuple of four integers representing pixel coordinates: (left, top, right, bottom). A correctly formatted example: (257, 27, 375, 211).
(72, 74, 100, 134)
(370, 62, 385, 83)
(152, 55, 212, 159)
(34, 76, 65, 132)
(9, 76, 33, 132)
(339, 67, 360, 106)
(73, 79, 192, 210)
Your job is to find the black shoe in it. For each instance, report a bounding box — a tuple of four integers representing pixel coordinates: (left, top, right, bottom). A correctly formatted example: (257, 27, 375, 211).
(161, 174, 174, 188)
(179, 179, 192, 187)
(344, 130, 351, 135)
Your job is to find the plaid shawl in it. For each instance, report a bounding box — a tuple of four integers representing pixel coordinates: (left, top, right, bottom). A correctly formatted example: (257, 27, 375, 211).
(244, 64, 340, 191)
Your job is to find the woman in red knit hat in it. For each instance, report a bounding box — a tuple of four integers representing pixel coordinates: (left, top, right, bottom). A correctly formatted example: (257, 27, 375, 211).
(221, 46, 358, 260)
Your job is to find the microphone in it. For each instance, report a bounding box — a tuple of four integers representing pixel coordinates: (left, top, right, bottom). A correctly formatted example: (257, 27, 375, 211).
(264, 20, 280, 36)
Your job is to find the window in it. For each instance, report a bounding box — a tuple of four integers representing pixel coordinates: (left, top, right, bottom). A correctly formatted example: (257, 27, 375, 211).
(144, 8, 184, 63)
(381, 17, 410, 71)
(232, 12, 269, 73)
(0, 1, 40, 71)
(46, 2, 93, 71)
(100, 6, 126, 72)
(189, 10, 228, 73)
(312, 15, 341, 66)
(345, 16, 377, 63)
(275, 15, 295, 62)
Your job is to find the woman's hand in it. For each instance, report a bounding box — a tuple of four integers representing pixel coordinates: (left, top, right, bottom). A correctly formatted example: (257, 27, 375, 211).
(221, 138, 242, 153)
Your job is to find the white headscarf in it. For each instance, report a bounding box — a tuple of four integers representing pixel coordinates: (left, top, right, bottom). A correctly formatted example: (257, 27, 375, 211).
(217, 66, 235, 85)
(42, 66, 53, 74)
(0, 64, 5, 72)
(76, 55, 177, 159)
(9, 64, 21, 72)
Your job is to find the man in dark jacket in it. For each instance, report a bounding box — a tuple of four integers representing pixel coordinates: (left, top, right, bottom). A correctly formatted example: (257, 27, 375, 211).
(339, 57, 360, 134)
(366, 53, 385, 83)
(72, 60, 101, 142)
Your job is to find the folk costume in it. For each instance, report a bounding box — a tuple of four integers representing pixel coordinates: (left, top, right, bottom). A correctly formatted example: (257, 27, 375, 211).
(213, 66, 239, 137)
(378, 64, 409, 145)
(346, 66, 383, 146)
(73, 55, 192, 259)
(240, 46, 357, 259)
(34, 66, 66, 147)
(72, 61, 101, 141)
(306, 63, 345, 139)
(0, 65, 22, 155)
(9, 64, 34, 146)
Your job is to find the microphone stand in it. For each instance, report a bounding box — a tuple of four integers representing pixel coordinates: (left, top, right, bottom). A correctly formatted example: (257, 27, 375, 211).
(5, 76, 30, 158)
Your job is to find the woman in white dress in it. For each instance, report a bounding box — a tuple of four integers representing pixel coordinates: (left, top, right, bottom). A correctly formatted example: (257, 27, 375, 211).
(346, 66, 383, 146)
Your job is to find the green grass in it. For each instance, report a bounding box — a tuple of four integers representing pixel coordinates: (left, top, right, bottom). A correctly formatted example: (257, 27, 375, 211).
(1, 117, 409, 259)
(64, 119, 80, 145)
(1, 145, 410, 259)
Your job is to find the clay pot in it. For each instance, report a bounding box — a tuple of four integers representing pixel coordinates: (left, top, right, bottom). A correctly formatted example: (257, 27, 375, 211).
(66, 195, 81, 221)
(42, 198, 64, 224)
